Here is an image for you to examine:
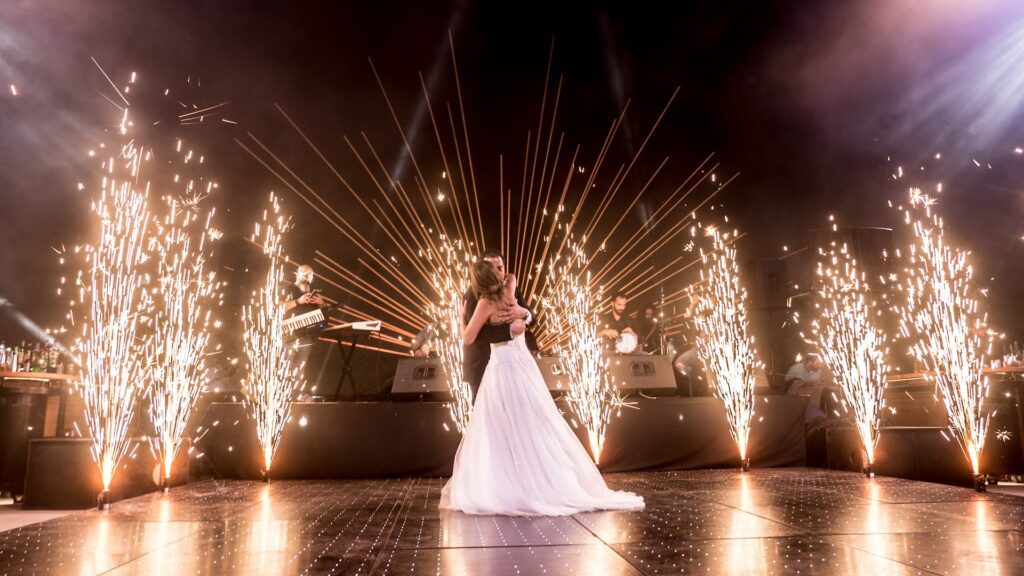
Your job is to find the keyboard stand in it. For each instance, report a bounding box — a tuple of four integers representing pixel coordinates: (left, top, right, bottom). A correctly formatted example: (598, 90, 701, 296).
(332, 332, 361, 401)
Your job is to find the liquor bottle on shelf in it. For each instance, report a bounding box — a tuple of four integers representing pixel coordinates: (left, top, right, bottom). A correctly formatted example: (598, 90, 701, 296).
(34, 342, 47, 368)
(9, 344, 19, 372)
(20, 341, 31, 372)
(32, 342, 45, 372)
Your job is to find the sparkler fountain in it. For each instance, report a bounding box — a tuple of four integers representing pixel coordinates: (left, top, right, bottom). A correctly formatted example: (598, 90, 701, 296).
(543, 242, 623, 464)
(64, 66, 162, 509)
(66, 64, 237, 507)
(146, 190, 221, 492)
(426, 238, 475, 433)
(243, 193, 303, 482)
(897, 190, 994, 491)
(807, 216, 889, 478)
(692, 224, 760, 471)
(76, 142, 154, 509)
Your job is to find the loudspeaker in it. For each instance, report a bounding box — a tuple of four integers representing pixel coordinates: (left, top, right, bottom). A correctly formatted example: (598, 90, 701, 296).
(536, 356, 569, 393)
(391, 358, 451, 397)
(0, 392, 48, 496)
(751, 258, 790, 310)
(808, 227, 894, 288)
(873, 427, 974, 486)
(824, 426, 865, 472)
(393, 355, 678, 398)
(21, 437, 189, 509)
(606, 355, 677, 395)
(984, 388, 1024, 476)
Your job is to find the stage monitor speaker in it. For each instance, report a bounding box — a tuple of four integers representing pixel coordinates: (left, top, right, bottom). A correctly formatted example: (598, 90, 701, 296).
(393, 357, 574, 397)
(536, 356, 569, 393)
(607, 355, 677, 395)
(391, 358, 450, 398)
(393, 356, 677, 398)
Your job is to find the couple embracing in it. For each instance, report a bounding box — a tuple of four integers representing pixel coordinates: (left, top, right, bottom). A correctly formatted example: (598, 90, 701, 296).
(440, 249, 644, 516)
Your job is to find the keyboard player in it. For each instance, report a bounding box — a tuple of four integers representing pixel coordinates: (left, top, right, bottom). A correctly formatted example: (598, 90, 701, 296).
(282, 264, 325, 315)
(281, 264, 326, 400)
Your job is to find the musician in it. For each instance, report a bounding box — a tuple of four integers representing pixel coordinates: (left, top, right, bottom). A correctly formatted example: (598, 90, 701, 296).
(280, 264, 326, 400)
(672, 292, 707, 395)
(282, 264, 325, 316)
(637, 306, 661, 353)
(597, 292, 638, 353)
(673, 292, 702, 376)
(462, 249, 533, 401)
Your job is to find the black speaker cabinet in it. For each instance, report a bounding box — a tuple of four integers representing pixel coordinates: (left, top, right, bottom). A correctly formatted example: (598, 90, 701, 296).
(607, 355, 677, 395)
(393, 355, 677, 398)
(0, 391, 48, 496)
(536, 356, 569, 393)
(751, 258, 791, 310)
(391, 358, 451, 398)
(808, 227, 894, 289)
(21, 437, 190, 509)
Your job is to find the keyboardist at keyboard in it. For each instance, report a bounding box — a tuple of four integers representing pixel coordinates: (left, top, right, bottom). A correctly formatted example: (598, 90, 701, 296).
(283, 264, 325, 318)
(281, 264, 327, 399)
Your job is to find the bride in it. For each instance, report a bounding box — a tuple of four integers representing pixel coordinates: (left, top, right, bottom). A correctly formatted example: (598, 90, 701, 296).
(440, 260, 644, 516)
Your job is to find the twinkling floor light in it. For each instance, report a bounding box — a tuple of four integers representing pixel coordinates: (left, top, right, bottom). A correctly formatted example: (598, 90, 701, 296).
(807, 216, 889, 474)
(426, 238, 474, 432)
(692, 223, 759, 468)
(896, 189, 993, 484)
(243, 193, 302, 480)
(146, 187, 222, 490)
(543, 242, 621, 463)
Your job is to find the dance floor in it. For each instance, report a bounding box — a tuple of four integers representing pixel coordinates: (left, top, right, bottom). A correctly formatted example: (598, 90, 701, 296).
(1, 469, 1023, 575)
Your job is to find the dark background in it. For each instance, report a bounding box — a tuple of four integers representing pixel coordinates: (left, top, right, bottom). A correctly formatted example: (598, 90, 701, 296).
(2, 0, 1022, 371)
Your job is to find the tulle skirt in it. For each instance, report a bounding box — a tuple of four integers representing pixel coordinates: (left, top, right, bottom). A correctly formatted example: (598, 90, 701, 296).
(440, 336, 644, 516)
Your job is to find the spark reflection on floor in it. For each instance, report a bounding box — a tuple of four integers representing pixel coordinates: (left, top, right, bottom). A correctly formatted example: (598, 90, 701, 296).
(1, 469, 1022, 575)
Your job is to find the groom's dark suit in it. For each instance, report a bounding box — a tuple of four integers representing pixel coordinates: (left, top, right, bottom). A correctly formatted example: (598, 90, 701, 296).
(462, 286, 533, 401)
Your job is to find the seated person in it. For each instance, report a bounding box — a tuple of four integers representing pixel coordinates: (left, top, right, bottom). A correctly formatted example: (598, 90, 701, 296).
(785, 354, 830, 423)
(410, 322, 437, 357)
(785, 354, 825, 389)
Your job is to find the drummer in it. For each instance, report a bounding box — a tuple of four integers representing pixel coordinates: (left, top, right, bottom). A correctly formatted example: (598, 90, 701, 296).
(597, 291, 640, 354)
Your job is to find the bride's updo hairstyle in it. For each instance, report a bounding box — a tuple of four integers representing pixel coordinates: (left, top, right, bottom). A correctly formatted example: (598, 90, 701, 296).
(471, 260, 505, 302)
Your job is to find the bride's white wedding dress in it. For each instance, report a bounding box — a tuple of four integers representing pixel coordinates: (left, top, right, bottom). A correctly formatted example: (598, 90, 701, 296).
(440, 334, 644, 516)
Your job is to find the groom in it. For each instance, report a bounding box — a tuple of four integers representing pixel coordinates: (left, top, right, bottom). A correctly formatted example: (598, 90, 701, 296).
(461, 249, 533, 401)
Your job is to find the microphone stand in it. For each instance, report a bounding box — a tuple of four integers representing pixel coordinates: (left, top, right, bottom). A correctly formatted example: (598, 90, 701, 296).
(658, 286, 668, 355)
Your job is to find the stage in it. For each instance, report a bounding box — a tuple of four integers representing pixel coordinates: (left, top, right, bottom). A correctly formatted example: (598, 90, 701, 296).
(192, 396, 808, 479)
(2, 468, 1023, 575)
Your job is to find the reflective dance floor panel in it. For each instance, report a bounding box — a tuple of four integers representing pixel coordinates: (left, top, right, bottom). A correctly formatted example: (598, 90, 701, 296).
(1, 469, 1023, 575)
